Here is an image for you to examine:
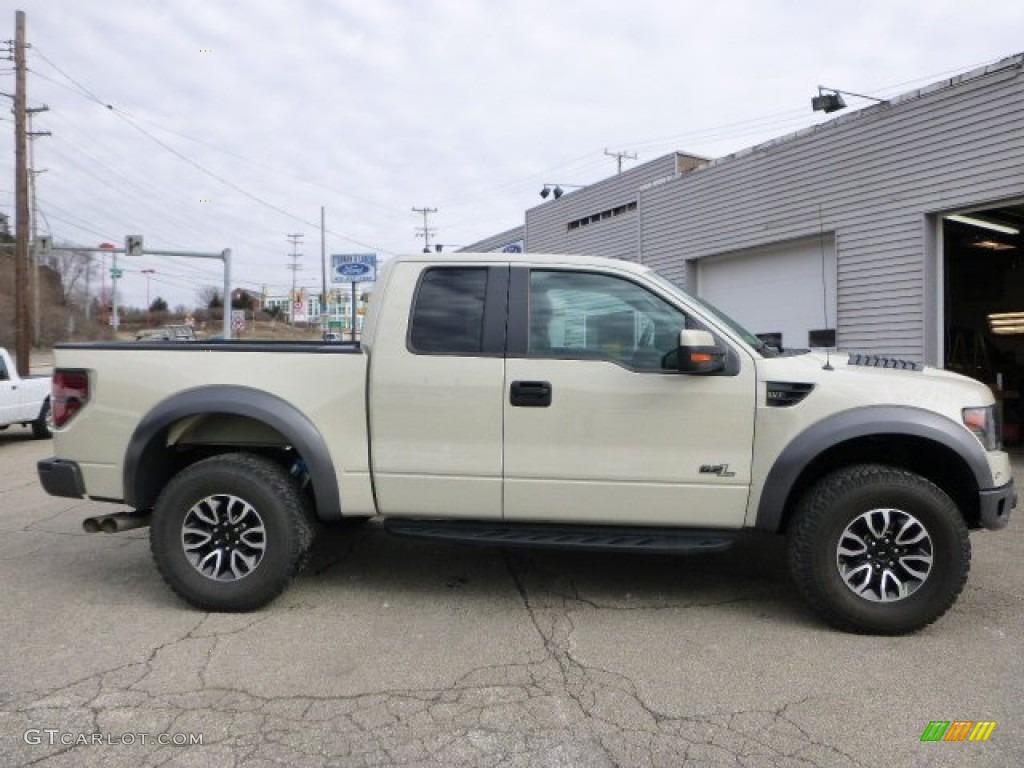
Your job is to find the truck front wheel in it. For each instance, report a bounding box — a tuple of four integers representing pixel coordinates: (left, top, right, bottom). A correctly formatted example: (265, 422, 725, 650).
(150, 453, 316, 611)
(787, 464, 970, 635)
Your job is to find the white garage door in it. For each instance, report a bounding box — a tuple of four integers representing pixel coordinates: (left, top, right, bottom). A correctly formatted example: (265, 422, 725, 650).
(696, 235, 837, 350)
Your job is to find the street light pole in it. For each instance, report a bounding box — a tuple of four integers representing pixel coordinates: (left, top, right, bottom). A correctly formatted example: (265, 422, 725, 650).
(99, 242, 115, 328)
(141, 268, 155, 326)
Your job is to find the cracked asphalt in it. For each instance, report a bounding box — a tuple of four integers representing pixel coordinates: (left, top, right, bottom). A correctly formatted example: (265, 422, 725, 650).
(1, 429, 1021, 767)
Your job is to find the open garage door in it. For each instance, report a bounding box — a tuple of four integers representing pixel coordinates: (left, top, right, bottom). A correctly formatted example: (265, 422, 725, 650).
(696, 235, 837, 351)
(943, 202, 1024, 448)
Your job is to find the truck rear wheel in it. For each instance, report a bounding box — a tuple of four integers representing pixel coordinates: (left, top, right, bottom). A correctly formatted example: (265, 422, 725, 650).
(150, 453, 316, 611)
(787, 464, 970, 635)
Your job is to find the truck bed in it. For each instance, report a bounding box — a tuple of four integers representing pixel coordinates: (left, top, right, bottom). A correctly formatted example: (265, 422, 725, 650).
(49, 340, 371, 512)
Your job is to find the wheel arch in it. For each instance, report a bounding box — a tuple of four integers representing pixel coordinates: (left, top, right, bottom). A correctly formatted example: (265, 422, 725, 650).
(755, 406, 992, 533)
(123, 385, 342, 521)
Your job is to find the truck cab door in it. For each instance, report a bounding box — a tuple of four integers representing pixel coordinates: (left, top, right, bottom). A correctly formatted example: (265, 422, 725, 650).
(368, 264, 509, 519)
(502, 268, 756, 527)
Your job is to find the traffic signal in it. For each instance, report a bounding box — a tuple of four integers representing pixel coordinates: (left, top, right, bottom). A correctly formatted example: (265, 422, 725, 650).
(125, 235, 144, 256)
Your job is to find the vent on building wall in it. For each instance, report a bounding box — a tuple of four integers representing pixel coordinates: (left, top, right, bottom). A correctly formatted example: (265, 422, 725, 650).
(567, 201, 638, 231)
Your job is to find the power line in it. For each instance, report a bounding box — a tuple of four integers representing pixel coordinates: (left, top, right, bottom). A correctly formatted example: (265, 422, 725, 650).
(30, 46, 395, 255)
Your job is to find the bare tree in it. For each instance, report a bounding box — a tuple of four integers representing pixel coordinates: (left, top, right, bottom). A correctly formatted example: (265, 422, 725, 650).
(50, 250, 93, 306)
(196, 285, 223, 308)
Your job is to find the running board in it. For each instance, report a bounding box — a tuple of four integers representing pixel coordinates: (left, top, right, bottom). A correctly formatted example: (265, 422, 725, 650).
(383, 519, 736, 555)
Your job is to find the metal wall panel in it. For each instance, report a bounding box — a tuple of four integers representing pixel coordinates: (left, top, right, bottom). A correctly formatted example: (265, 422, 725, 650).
(639, 57, 1024, 360)
(459, 225, 525, 253)
(466, 56, 1022, 362)
(525, 153, 691, 256)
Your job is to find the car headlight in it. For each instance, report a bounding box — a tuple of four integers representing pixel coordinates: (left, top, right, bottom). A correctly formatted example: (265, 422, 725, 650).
(962, 405, 1001, 451)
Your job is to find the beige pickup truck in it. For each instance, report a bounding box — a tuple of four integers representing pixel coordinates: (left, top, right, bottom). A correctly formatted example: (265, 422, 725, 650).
(38, 253, 1015, 634)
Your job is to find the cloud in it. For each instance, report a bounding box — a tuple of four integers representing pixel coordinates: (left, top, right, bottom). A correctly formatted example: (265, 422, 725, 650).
(5, 0, 1022, 307)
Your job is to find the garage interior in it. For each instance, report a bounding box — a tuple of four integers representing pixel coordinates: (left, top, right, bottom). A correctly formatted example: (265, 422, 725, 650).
(944, 203, 1024, 447)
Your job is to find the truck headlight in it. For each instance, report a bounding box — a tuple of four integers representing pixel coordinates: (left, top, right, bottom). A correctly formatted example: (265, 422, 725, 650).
(962, 405, 1001, 451)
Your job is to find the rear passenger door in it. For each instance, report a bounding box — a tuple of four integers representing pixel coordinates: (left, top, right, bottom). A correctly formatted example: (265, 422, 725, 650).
(368, 263, 508, 519)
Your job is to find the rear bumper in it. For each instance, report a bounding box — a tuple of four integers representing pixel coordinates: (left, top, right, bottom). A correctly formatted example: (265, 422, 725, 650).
(37, 457, 86, 499)
(979, 480, 1016, 530)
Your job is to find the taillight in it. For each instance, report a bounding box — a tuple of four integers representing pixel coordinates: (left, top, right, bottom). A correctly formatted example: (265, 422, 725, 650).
(52, 369, 90, 428)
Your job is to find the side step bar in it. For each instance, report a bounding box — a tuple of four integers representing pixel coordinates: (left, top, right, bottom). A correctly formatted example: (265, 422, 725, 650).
(383, 519, 736, 555)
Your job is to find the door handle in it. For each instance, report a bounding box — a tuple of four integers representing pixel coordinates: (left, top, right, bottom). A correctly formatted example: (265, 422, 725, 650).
(510, 380, 552, 407)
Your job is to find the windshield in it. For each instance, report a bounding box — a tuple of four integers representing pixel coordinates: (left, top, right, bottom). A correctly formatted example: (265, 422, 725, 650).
(645, 270, 773, 356)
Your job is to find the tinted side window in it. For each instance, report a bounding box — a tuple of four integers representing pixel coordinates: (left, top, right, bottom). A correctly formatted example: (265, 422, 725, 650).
(410, 268, 488, 355)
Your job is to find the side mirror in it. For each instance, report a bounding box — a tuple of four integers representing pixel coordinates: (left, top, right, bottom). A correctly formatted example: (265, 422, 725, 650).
(672, 329, 726, 374)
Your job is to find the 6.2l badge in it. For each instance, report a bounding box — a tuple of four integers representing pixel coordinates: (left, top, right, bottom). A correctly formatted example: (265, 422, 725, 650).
(699, 464, 736, 477)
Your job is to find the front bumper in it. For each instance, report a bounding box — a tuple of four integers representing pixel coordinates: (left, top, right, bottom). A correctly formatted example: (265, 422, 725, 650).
(979, 480, 1016, 530)
(37, 457, 86, 499)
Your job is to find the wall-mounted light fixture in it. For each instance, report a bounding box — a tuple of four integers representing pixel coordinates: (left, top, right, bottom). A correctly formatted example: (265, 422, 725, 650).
(811, 85, 887, 114)
(540, 183, 585, 200)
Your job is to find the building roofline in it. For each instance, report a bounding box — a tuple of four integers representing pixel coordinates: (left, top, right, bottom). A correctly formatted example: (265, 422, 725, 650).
(390, 251, 651, 273)
(700, 52, 1024, 171)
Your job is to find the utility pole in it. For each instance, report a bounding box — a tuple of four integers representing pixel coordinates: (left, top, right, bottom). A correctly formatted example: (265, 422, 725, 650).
(320, 207, 327, 334)
(84, 250, 92, 321)
(604, 147, 637, 174)
(286, 233, 303, 324)
(27, 106, 50, 346)
(412, 206, 438, 253)
(12, 10, 30, 375)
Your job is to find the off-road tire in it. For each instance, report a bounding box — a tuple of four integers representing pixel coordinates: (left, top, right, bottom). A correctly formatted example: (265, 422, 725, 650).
(788, 464, 970, 635)
(150, 453, 317, 611)
(31, 399, 51, 439)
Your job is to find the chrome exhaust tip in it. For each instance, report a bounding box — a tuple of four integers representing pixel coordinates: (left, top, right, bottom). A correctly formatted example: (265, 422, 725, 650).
(83, 512, 152, 534)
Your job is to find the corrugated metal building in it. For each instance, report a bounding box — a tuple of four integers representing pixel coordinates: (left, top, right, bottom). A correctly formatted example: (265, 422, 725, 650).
(466, 55, 1024, 385)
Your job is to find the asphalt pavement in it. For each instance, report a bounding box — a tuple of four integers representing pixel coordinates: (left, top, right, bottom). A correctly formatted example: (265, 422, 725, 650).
(0, 428, 1021, 767)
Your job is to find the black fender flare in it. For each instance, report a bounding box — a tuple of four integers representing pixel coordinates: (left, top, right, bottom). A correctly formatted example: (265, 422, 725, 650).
(754, 405, 992, 532)
(123, 385, 342, 520)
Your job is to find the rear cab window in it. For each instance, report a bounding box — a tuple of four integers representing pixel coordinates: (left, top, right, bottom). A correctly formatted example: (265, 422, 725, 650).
(408, 266, 508, 356)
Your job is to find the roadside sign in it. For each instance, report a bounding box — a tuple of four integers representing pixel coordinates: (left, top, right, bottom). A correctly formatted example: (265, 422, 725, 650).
(332, 253, 377, 283)
(125, 235, 144, 256)
(231, 310, 246, 332)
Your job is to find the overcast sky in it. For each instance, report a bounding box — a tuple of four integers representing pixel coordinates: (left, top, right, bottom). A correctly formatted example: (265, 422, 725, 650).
(3, 0, 1023, 309)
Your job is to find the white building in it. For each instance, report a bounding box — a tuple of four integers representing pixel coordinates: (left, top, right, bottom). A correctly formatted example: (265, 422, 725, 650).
(263, 289, 370, 331)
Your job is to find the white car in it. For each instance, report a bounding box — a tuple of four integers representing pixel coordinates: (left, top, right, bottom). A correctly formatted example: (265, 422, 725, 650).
(0, 347, 51, 438)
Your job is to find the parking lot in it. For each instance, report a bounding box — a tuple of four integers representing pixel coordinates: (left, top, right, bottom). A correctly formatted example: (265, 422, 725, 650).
(0, 428, 1021, 767)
